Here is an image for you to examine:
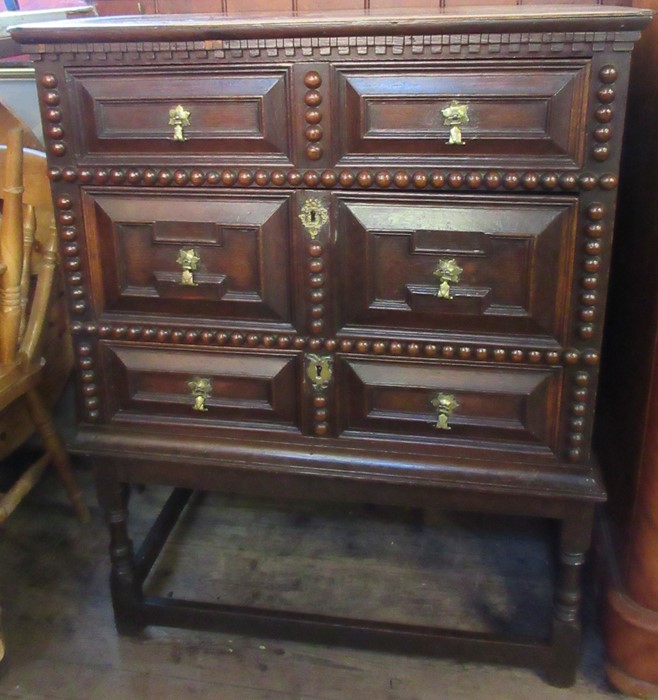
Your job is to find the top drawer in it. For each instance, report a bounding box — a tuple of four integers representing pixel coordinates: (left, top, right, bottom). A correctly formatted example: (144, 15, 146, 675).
(67, 66, 293, 164)
(334, 60, 590, 169)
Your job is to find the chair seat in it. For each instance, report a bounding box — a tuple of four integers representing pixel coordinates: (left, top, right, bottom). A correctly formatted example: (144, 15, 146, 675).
(0, 359, 42, 411)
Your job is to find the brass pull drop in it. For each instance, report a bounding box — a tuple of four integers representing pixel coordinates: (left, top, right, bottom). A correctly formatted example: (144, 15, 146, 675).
(433, 258, 463, 300)
(431, 393, 459, 430)
(176, 248, 200, 286)
(188, 377, 212, 412)
(299, 198, 329, 240)
(169, 104, 191, 142)
(441, 101, 469, 146)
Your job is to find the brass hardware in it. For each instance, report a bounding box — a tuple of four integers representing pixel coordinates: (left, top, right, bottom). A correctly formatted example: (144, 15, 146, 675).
(299, 198, 329, 240)
(431, 393, 459, 430)
(188, 377, 212, 412)
(169, 104, 191, 142)
(433, 258, 463, 300)
(307, 353, 332, 390)
(441, 101, 469, 146)
(176, 248, 200, 286)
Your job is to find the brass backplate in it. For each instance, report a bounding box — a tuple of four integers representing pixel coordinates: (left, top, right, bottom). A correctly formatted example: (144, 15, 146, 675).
(307, 353, 332, 390)
(299, 198, 329, 240)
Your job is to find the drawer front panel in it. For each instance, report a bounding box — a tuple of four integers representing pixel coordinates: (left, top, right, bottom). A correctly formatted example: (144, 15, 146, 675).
(83, 190, 296, 327)
(337, 356, 563, 457)
(101, 343, 301, 431)
(68, 66, 292, 163)
(334, 193, 577, 345)
(334, 60, 589, 168)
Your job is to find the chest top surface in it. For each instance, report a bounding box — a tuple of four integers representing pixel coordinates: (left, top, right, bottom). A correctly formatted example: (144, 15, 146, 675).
(9, 5, 654, 42)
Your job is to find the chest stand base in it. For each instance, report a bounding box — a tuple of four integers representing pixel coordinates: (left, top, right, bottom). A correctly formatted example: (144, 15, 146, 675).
(96, 472, 593, 689)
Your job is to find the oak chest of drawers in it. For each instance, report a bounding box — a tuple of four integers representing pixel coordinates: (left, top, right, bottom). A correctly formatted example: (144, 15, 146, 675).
(12, 5, 652, 686)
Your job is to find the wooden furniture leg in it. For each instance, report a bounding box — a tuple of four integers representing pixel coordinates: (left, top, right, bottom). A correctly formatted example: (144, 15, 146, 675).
(95, 468, 143, 635)
(548, 504, 595, 688)
(23, 389, 89, 523)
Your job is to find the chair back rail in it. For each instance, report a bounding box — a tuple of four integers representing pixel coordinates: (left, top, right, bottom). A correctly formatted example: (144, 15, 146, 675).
(0, 128, 24, 365)
(0, 130, 57, 366)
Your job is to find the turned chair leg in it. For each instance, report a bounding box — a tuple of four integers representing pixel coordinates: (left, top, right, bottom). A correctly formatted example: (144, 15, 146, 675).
(24, 388, 90, 523)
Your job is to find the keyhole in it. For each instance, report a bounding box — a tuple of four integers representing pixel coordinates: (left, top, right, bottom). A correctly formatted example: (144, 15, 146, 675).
(315, 362, 323, 378)
(310, 209, 317, 224)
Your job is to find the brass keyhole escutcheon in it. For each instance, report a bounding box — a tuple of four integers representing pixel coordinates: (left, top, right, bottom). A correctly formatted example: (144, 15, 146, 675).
(188, 377, 212, 412)
(169, 104, 191, 142)
(176, 248, 200, 286)
(441, 101, 469, 146)
(299, 198, 329, 240)
(433, 258, 463, 300)
(307, 353, 332, 390)
(431, 393, 459, 430)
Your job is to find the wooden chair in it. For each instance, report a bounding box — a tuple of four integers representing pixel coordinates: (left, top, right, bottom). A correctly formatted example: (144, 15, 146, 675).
(0, 128, 90, 662)
(0, 128, 90, 524)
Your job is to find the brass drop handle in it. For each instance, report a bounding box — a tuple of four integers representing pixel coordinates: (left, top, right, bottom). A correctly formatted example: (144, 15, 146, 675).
(433, 258, 463, 300)
(188, 377, 212, 412)
(176, 248, 200, 286)
(431, 393, 459, 430)
(169, 104, 191, 142)
(441, 100, 469, 146)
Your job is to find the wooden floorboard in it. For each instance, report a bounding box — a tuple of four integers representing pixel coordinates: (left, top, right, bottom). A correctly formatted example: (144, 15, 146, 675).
(0, 468, 620, 699)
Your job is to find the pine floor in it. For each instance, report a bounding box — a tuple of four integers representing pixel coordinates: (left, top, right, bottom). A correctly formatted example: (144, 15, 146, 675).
(0, 465, 626, 700)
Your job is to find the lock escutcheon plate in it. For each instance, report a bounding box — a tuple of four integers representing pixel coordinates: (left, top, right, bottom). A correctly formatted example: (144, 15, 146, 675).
(306, 353, 332, 390)
(299, 198, 329, 240)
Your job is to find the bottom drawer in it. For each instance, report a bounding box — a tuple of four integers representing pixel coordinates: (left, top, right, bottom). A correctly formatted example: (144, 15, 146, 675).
(336, 356, 564, 458)
(100, 343, 302, 432)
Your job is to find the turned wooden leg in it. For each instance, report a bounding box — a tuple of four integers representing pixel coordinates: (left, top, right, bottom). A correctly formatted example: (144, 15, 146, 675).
(95, 468, 144, 635)
(547, 504, 595, 687)
(24, 389, 90, 523)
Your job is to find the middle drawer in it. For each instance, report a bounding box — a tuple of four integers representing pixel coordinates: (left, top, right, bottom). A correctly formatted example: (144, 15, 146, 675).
(83, 188, 579, 346)
(332, 192, 578, 346)
(82, 189, 301, 329)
